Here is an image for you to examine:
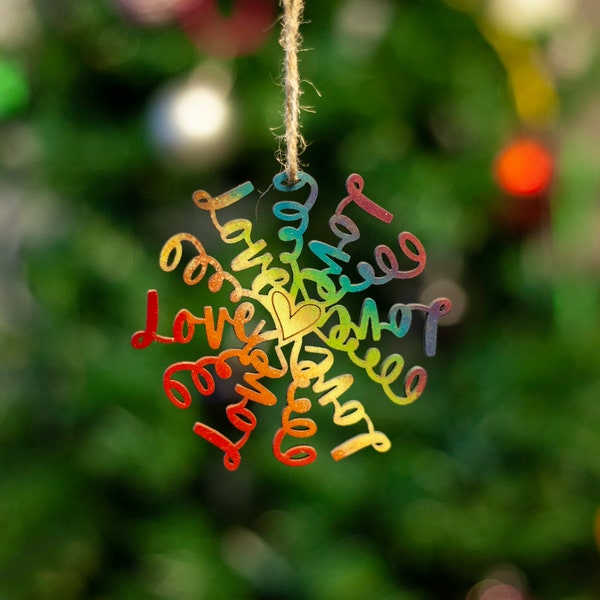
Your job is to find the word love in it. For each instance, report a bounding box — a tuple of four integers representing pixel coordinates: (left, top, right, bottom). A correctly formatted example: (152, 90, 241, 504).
(132, 172, 452, 469)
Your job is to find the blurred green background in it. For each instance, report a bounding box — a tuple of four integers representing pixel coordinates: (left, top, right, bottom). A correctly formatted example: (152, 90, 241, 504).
(1, 0, 600, 598)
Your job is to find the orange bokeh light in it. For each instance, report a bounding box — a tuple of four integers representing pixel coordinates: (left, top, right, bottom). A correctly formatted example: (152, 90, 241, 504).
(494, 138, 554, 197)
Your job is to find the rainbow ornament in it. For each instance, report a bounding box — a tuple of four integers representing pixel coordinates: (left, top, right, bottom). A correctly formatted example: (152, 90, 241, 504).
(132, 172, 452, 469)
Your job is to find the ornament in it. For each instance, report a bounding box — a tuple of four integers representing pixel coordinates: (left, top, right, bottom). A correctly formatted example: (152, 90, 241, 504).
(132, 0, 452, 469)
(132, 172, 452, 469)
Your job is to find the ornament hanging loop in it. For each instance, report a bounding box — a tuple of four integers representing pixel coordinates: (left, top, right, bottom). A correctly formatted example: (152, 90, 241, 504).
(279, 0, 305, 185)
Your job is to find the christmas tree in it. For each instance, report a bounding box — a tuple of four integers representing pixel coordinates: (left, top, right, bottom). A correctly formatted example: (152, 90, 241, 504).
(1, 0, 599, 598)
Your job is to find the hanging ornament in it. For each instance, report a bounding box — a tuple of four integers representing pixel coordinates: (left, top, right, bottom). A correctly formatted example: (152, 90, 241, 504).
(178, 0, 275, 58)
(132, 0, 452, 469)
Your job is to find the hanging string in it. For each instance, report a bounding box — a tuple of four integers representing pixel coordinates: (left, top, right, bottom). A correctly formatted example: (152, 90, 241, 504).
(279, 0, 305, 184)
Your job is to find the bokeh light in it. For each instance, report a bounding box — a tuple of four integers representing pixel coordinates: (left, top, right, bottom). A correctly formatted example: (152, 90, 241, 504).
(480, 583, 523, 600)
(466, 565, 529, 600)
(148, 63, 236, 168)
(487, 0, 574, 36)
(335, 0, 393, 57)
(0, 59, 29, 118)
(420, 278, 468, 326)
(0, 0, 39, 48)
(494, 138, 554, 197)
(547, 25, 595, 79)
(467, 579, 525, 600)
(178, 0, 274, 58)
(113, 0, 181, 26)
(170, 85, 229, 139)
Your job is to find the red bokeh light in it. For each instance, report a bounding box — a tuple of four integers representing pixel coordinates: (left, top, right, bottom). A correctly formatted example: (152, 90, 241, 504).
(178, 0, 274, 58)
(494, 138, 554, 197)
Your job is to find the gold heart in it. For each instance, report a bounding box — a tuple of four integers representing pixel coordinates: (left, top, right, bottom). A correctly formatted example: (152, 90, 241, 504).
(271, 291, 322, 341)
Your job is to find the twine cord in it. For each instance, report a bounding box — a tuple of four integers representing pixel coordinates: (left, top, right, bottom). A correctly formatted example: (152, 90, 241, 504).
(280, 0, 305, 184)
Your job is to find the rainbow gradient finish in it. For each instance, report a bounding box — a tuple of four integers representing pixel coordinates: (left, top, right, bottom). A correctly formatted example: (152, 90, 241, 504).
(132, 172, 452, 469)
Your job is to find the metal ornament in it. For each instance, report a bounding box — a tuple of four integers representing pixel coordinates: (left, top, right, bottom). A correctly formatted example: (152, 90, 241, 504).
(132, 172, 452, 469)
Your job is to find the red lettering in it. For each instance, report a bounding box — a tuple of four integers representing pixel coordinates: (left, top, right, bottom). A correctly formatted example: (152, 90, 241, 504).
(131, 290, 175, 349)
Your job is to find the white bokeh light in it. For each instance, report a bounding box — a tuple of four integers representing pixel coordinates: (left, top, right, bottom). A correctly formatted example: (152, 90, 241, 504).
(170, 85, 230, 141)
(335, 0, 393, 56)
(487, 0, 575, 36)
(0, 0, 39, 48)
(148, 64, 237, 169)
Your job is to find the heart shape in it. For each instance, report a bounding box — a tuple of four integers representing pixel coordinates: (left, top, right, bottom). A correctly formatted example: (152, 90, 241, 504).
(271, 291, 321, 341)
